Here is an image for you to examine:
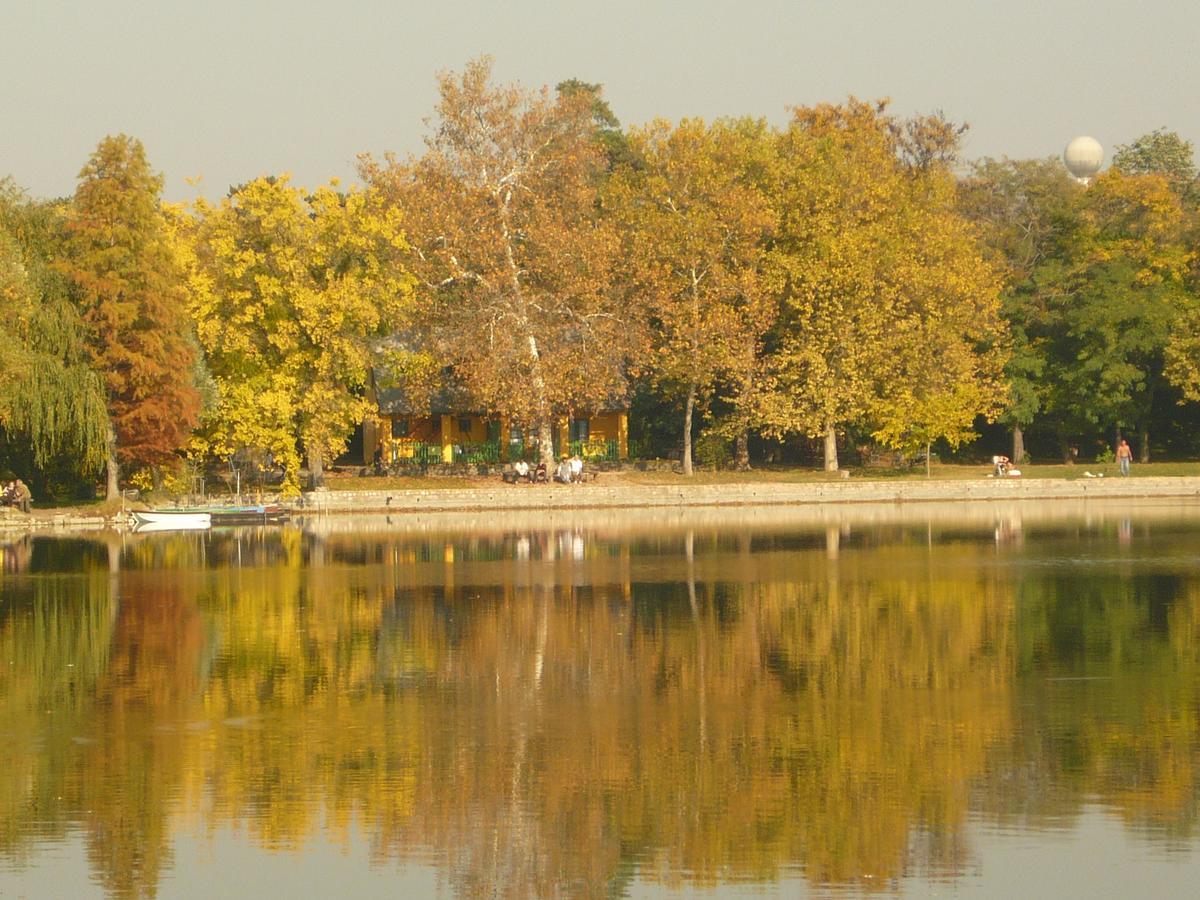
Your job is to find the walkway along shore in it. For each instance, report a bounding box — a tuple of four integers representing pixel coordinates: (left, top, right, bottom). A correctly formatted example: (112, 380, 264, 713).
(5, 475, 1200, 534)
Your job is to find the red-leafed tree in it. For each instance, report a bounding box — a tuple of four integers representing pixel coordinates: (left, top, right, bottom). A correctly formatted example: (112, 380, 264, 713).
(62, 135, 201, 498)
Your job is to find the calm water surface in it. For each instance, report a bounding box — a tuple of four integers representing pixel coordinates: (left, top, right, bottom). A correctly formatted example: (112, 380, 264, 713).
(3, 501, 1200, 898)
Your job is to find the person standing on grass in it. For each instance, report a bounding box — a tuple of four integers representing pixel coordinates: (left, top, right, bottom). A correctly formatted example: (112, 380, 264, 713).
(1116, 439, 1133, 476)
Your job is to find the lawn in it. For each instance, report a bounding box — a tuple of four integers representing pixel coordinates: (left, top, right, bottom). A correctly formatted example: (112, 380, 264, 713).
(321, 460, 1200, 491)
(321, 474, 480, 491)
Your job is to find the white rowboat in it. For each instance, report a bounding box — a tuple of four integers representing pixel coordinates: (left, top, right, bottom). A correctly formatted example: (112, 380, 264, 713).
(131, 510, 212, 531)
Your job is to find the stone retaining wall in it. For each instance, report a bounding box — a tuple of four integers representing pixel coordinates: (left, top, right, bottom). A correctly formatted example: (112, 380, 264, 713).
(300, 476, 1200, 515)
(0, 511, 112, 533)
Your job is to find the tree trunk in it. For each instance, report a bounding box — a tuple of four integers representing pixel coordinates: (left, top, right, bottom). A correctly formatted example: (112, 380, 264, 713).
(104, 426, 119, 501)
(538, 417, 555, 468)
(522, 333, 555, 468)
(925, 440, 932, 478)
(732, 354, 754, 472)
(1012, 424, 1025, 465)
(823, 422, 838, 472)
(1139, 424, 1150, 464)
(735, 430, 750, 471)
(682, 382, 696, 476)
(307, 446, 324, 490)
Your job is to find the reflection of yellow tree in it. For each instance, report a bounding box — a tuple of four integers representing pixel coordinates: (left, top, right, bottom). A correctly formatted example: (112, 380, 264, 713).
(748, 554, 1013, 887)
(195, 537, 426, 852)
(275, 530, 1016, 895)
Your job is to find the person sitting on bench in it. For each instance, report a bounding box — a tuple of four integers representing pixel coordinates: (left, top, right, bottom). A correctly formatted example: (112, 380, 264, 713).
(554, 456, 573, 483)
(11, 479, 31, 513)
(504, 459, 532, 483)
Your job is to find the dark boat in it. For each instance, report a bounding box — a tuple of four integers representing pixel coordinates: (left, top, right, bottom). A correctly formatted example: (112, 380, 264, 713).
(206, 504, 290, 525)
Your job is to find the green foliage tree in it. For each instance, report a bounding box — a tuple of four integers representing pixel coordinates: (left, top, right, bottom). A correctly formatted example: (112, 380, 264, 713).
(61, 135, 202, 498)
(0, 181, 108, 491)
(958, 157, 1080, 462)
(1112, 129, 1197, 193)
(1054, 171, 1195, 461)
(556, 78, 633, 170)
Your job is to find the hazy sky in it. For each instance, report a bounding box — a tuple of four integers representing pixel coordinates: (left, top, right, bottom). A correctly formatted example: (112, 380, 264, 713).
(3, 0, 1197, 201)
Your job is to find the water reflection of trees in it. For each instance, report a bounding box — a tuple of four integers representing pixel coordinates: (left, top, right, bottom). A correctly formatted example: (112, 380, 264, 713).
(976, 564, 1200, 841)
(0, 562, 115, 864)
(1, 521, 1200, 896)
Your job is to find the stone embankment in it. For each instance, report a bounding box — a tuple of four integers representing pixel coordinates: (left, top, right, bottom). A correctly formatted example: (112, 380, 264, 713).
(5, 476, 1200, 534)
(300, 476, 1200, 516)
(0, 509, 111, 533)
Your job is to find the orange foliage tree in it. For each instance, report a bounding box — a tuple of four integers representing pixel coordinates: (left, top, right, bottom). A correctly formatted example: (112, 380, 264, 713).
(62, 135, 201, 498)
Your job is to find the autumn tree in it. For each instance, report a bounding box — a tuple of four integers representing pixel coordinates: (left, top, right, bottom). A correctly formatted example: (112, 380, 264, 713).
(186, 176, 415, 493)
(361, 58, 631, 467)
(870, 237, 1006, 472)
(607, 118, 777, 474)
(760, 101, 1005, 470)
(61, 135, 201, 498)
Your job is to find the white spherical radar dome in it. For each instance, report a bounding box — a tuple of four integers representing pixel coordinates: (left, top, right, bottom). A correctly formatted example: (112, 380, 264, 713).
(1064, 136, 1104, 181)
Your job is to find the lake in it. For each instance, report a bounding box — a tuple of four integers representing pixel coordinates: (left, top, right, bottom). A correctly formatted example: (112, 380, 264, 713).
(3, 500, 1200, 897)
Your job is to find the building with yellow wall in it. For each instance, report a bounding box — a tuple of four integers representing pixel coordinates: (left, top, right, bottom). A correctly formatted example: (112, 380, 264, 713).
(361, 382, 628, 467)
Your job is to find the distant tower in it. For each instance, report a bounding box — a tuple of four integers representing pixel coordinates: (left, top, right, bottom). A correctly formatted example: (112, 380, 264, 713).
(1063, 136, 1104, 184)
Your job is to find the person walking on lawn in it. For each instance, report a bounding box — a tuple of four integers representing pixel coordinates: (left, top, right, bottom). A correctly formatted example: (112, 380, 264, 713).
(1116, 439, 1133, 477)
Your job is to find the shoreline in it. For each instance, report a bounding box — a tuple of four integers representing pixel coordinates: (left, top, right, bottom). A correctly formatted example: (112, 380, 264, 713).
(6, 475, 1200, 534)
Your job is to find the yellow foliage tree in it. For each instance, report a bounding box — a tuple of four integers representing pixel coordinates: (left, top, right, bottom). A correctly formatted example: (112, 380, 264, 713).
(760, 101, 1006, 470)
(185, 176, 416, 493)
(607, 118, 777, 474)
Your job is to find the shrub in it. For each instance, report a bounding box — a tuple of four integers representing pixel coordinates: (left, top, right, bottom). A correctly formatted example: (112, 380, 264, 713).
(695, 431, 732, 472)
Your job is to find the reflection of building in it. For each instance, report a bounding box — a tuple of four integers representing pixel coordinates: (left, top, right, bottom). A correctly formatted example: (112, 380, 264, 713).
(357, 379, 628, 467)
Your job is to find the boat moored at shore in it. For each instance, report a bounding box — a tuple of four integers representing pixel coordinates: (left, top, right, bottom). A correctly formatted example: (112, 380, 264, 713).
(130, 510, 212, 531)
